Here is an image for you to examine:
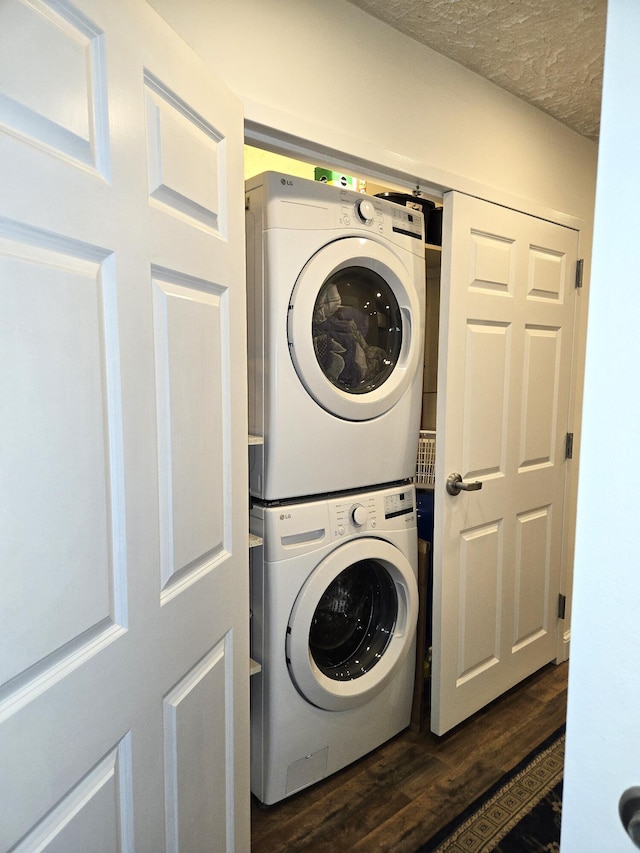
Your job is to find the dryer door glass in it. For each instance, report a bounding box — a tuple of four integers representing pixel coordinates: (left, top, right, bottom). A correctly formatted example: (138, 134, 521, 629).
(309, 559, 398, 681)
(288, 236, 423, 421)
(313, 267, 402, 394)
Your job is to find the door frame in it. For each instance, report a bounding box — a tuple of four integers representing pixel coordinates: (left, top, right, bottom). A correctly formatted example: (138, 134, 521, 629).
(244, 120, 587, 665)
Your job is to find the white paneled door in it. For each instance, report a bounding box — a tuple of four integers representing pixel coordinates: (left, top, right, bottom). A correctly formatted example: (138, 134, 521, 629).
(431, 192, 579, 736)
(0, 0, 249, 850)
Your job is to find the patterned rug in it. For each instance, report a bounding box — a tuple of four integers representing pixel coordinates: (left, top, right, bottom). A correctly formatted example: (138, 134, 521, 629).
(417, 727, 565, 853)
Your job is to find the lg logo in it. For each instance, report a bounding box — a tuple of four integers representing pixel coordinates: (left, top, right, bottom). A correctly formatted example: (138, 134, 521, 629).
(280, 512, 292, 521)
(280, 178, 293, 186)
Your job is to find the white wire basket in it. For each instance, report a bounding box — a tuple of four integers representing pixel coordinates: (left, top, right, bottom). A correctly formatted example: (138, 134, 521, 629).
(414, 430, 436, 489)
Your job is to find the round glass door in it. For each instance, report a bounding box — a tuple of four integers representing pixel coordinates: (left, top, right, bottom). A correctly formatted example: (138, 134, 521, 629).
(288, 237, 422, 421)
(309, 560, 398, 681)
(286, 538, 418, 711)
(313, 267, 402, 396)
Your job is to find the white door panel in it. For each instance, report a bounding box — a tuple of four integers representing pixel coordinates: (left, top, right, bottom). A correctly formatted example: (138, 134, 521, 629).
(431, 192, 578, 735)
(0, 0, 248, 850)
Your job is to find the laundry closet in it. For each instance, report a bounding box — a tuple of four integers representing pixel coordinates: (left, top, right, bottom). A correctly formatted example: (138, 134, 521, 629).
(244, 138, 586, 810)
(244, 136, 585, 780)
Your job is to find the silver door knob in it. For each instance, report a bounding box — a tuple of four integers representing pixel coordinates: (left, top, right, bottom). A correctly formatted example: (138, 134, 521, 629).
(446, 473, 483, 496)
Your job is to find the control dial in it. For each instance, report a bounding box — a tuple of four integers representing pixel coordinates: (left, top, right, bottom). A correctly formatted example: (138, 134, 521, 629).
(355, 198, 375, 224)
(350, 503, 369, 526)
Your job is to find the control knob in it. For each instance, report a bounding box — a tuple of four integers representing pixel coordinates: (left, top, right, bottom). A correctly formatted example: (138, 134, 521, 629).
(350, 503, 368, 526)
(355, 198, 375, 224)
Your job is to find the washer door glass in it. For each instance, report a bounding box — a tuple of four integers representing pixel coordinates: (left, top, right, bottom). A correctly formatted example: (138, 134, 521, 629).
(313, 267, 402, 396)
(286, 538, 418, 712)
(309, 559, 397, 680)
(288, 237, 423, 421)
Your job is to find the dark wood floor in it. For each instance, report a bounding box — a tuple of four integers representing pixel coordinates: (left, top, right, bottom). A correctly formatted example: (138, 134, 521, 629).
(250, 662, 568, 852)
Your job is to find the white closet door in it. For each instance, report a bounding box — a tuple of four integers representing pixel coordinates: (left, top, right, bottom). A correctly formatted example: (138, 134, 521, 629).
(431, 192, 578, 736)
(0, 0, 249, 849)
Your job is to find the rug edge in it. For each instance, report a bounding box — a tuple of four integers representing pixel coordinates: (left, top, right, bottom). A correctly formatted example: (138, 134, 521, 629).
(416, 724, 566, 853)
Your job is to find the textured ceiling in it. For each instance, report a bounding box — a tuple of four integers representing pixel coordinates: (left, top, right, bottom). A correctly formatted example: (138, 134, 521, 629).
(347, 0, 605, 140)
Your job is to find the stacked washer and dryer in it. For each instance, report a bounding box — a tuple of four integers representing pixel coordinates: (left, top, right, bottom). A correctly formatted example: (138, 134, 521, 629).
(246, 172, 426, 806)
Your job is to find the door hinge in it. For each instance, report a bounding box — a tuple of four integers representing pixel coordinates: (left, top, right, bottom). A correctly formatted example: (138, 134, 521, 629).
(558, 593, 567, 620)
(575, 258, 584, 289)
(565, 432, 574, 459)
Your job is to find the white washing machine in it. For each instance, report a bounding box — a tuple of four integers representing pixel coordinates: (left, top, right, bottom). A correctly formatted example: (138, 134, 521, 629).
(249, 483, 419, 806)
(246, 171, 426, 501)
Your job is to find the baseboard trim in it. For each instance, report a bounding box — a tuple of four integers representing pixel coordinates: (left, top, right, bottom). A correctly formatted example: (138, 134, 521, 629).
(556, 628, 571, 663)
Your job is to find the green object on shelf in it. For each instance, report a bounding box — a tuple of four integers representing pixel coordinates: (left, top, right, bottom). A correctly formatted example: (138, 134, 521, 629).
(314, 167, 357, 189)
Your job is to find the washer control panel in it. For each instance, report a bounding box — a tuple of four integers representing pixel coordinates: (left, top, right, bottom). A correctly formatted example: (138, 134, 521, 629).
(328, 485, 415, 539)
(383, 489, 414, 520)
(330, 494, 378, 538)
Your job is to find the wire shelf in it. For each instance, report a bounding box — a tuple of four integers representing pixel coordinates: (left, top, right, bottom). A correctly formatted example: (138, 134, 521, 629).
(414, 430, 436, 489)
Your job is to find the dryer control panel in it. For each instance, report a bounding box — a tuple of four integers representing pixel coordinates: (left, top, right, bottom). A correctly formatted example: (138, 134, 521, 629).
(338, 189, 423, 241)
(245, 171, 426, 257)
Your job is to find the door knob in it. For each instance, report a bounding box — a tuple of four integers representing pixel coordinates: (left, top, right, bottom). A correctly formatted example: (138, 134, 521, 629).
(446, 473, 483, 496)
(620, 788, 640, 847)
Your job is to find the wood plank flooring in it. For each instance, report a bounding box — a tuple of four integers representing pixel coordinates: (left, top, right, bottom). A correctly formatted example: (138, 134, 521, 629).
(250, 661, 568, 852)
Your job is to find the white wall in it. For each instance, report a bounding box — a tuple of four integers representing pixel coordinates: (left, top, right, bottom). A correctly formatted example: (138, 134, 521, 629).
(148, 0, 597, 223)
(562, 1, 640, 849)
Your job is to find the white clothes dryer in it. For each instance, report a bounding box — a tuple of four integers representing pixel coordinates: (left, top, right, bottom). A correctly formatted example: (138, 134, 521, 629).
(249, 483, 419, 806)
(246, 172, 426, 501)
